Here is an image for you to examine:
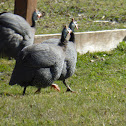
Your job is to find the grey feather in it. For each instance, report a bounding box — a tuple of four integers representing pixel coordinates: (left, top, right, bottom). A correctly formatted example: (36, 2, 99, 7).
(0, 11, 40, 59)
(42, 19, 77, 91)
(9, 26, 69, 95)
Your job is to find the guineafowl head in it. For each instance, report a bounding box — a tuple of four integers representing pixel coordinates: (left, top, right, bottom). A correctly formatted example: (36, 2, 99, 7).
(31, 9, 42, 27)
(62, 25, 71, 39)
(69, 18, 78, 32)
(60, 25, 72, 43)
(59, 25, 72, 50)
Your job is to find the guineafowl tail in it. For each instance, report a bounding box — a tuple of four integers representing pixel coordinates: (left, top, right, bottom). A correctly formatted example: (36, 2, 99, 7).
(9, 67, 17, 86)
(9, 80, 15, 85)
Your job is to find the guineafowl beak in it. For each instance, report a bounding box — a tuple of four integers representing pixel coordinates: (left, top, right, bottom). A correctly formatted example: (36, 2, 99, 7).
(34, 9, 42, 19)
(37, 11, 42, 18)
(74, 21, 78, 30)
(75, 23, 78, 30)
(67, 28, 72, 35)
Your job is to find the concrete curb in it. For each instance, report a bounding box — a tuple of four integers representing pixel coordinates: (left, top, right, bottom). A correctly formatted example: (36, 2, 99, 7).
(35, 29, 126, 54)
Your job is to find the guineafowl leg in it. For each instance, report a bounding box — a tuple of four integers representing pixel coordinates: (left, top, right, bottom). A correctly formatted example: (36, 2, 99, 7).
(35, 88, 41, 94)
(63, 80, 74, 92)
(23, 87, 27, 95)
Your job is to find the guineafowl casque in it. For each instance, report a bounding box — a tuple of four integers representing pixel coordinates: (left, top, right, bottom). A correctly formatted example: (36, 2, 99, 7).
(0, 9, 41, 59)
(9, 25, 71, 95)
(42, 18, 78, 92)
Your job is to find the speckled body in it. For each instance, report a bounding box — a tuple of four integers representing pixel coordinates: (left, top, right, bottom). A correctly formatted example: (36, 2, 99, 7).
(9, 43, 65, 88)
(42, 32, 77, 82)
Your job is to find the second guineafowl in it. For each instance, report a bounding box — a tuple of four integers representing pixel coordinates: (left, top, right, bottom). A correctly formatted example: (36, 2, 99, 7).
(9, 25, 71, 95)
(42, 18, 78, 92)
(0, 10, 41, 59)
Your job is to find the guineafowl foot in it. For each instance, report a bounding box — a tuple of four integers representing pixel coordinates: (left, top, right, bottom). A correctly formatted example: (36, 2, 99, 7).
(63, 80, 75, 93)
(35, 88, 41, 94)
(51, 84, 60, 91)
(66, 86, 75, 93)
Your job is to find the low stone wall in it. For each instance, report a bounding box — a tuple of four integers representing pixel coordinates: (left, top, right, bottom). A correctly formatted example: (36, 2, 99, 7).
(35, 29, 126, 54)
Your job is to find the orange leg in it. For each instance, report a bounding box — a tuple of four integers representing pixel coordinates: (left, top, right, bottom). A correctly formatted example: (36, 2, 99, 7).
(51, 84, 60, 91)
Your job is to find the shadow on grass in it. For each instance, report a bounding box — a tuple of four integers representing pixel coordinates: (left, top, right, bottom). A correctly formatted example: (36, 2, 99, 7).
(0, 92, 25, 97)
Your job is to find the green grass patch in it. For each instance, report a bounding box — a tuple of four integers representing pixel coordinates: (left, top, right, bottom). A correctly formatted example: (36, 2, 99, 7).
(0, 0, 126, 125)
(0, 41, 126, 125)
(0, 0, 126, 34)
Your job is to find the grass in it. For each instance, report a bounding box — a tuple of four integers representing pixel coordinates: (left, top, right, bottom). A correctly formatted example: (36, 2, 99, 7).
(0, 41, 126, 125)
(0, 0, 126, 34)
(36, 0, 126, 34)
(0, 0, 126, 125)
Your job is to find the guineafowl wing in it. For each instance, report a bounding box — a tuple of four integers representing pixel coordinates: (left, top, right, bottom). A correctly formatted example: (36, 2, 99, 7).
(18, 43, 65, 68)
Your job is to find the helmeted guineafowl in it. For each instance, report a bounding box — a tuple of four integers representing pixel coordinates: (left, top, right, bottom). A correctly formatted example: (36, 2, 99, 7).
(0, 9, 41, 59)
(9, 25, 71, 95)
(42, 18, 78, 92)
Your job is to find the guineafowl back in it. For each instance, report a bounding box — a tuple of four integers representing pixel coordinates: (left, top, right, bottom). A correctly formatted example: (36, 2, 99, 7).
(0, 13, 34, 58)
(0, 13, 33, 39)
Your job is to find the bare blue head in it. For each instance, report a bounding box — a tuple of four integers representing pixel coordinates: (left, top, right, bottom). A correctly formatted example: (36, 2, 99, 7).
(31, 9, 42, 27)
(69, 18, 78, 32)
